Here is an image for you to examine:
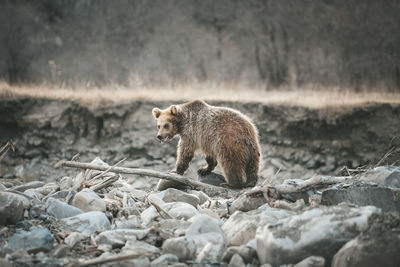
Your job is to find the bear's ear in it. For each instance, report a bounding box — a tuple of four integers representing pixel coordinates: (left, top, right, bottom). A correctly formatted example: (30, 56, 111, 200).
(170, 105, 179, 116)
(152, 108, 161, 119)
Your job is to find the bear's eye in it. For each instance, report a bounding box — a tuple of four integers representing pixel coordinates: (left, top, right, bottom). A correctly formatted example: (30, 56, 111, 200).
(164, 123, 169, 129)
(157, 125, 160, 129)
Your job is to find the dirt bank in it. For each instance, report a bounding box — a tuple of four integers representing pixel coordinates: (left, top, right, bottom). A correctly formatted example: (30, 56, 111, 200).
(1, 98, 400, 184)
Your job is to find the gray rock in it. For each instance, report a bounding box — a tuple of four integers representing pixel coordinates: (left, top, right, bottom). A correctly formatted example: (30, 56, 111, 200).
(163, 202, 199, 220)
(95, 229, 149, 248)
(0, 259, 12, 267)
(122, 240, 160, 254)
(72, 188, 106, 212)
(162, 236, 197, 260)
(256, 204, 380, 266)
(52, 244, 71, 258)
(61, 211, 111, 234)
(36, 183, 59, 195)
(222, 245, 258, 263)
(0, 191, 25, 225)
(332, 214, 400, 267)
(64, 232, 88, 248)
(360, 166, 400, 188)
(230, 194, 267, 213)
(294, 256, 325, 267)
(12, 181, 45, 192)
(141, 206, 159, 225)
(46, 197, 83, 219)
(151, 254, 179, 267)
(43, 190, 70, 203)
(24, 188, 44, 200)
(228, 253, 245, 267)
(186, 214, 226, 261)
(223, 207, 293, 246)
(186, 214, 223, 236)
(321, 184, 400, 212)
(188, 190, 210, 205)
(163, 188, 200, 207)
(114, 215, 142, 229)
(8, 226, 54, 253)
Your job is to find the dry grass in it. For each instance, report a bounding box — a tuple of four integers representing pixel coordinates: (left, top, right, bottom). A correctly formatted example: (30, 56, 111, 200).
(1, 80, 400, 110)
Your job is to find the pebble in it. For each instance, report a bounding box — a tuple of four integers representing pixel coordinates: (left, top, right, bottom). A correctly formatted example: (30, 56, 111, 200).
(61, 211, 111, 234)
(162, 236, 197, 260)
(72, 188, 106, 212)
(46, 197, 83, 219)
(7, 226, 54, 253)
(0, 191, 25, 225)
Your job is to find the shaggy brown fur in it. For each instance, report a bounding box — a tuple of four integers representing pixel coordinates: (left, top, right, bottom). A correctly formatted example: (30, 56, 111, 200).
(152, 100, 261, 189)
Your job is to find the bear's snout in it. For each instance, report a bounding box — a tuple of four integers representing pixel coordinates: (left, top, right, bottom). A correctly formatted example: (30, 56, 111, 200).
(157, 134, 163, 140)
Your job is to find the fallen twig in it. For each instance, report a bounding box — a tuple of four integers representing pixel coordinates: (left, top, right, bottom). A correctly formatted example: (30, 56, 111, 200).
(148, 198, 173, 219)
(72, 252, 153, 267)
(246, 175, 351, 198)
(58, 160, 239, 197)
(0, 140, 15, 161)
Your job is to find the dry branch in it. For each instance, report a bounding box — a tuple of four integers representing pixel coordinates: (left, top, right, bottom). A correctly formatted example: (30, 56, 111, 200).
(58, 160, 239, 197)
(246, 175, 351, 198)
(73, 252, 153, 267)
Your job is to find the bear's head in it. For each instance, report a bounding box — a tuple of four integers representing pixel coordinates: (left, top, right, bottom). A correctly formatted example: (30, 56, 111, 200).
(152, 105, 181, 142)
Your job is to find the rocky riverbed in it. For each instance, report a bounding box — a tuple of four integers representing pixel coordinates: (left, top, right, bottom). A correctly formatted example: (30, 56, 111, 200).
(1, 99, 400, 266)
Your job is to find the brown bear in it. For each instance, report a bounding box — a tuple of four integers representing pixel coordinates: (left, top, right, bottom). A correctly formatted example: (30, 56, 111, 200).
(152, 100, 261, 189)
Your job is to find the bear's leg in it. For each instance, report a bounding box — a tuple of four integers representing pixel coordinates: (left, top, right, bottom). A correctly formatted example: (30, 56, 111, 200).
(245, 153, 260, 187)
(219, 157, 247, 188)
(197, 156, 217, 176)
(175, 140, 195, 175)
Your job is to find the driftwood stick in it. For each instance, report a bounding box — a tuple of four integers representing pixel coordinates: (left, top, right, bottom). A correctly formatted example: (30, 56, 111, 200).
(58, 160, 239, 197)
(246, 176, 350, 197)
(73, 252, 153, 267)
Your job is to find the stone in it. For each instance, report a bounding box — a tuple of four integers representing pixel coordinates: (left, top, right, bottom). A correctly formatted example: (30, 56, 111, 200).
(294, 256, 325, 267)
(163, 202, 199, 220)
(186, 214, 223, 236)
(114, 215, 142, 229)
(360, 166, 400, 188)
(8, 226, 54, 253)
(162, 188, 200, 207)
(64, 232, 88, 248)
(59, 176, 73, 191)
(46, 197, 83, 219)
(72, 188, 106, 212)
(42, 190, 70, 203)
(23, 189, 44, 200)
(52, 244, 71, 258)
(321, 184, 400, 212)
(61, 211, 111, 234)
(36, 183, 59, 195)
(256, 204, 380, 266)
(162, 236, 197, 260)
(186, 215, 226, 261)
(223, 207, 293, 246)
(0, 191, 25, 225)
(122, 240, 160, 254)
(151, 254, 179, 267)
(230, 194, 267, 213)
(0, 259, 12, 267)
(188, 190, 210, 205)
(95, 229, 149, 248)
(228, 253, 245, 267)
(141, 206, 160, 225)
(12, 181, 45, 192)
(331, 213, 400, 267)
(222, 245, 258, 263)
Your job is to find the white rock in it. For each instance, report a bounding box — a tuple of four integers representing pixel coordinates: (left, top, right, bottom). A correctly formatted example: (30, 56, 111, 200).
(114, 215, 142, 229)
(95, 229, 149, 248)
(122, 240, 160, 254)
(72, 188, 106, 212)
(64, 232, 88, 248)
(188, 190, 210, 205)
(162, 236, 197, 260)
(141, 206, 159, 225)
(151, 254, 179, 267)
(294, 256, 325, 267)
(163, 202, 198, 220)
(162, 188, 200, 207)
(61, 211, 111, 234)
(228, 253, 246, 267)
(256, 204, 380, 266)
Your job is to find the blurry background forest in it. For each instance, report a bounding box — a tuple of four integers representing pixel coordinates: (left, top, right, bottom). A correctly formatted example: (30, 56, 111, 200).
(1, 0, 400, 91)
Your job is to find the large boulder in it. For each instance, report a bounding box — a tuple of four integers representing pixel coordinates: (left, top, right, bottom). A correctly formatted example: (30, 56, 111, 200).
(7, 226, 54, 253)
(321, 184, 400, 212)
(256, 204, 380, 266)
(0, 191, 26, 225)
